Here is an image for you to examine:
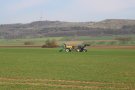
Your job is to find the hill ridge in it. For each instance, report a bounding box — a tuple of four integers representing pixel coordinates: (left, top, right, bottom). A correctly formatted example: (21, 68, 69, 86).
(0, 19, 135, 39)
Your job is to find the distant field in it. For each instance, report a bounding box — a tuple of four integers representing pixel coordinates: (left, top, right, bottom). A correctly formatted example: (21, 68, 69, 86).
(0, 35, 135, 46)
(0, 48, 135, 89)
(60, 34, 135, 41)
(0, 37, 63, 45)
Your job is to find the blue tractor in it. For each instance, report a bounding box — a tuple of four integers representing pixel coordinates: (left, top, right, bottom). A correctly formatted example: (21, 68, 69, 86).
(76, 44, 90, 52)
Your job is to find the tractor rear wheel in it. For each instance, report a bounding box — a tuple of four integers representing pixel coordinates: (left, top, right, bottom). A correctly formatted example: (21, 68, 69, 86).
(83, 49, 87, 52)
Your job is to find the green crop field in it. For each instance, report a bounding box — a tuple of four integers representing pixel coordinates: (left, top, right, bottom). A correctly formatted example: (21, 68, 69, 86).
(0, 48, 135, 90)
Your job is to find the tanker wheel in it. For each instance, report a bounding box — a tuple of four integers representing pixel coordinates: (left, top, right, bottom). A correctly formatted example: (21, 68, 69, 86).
(76, 49, 80, 52)
(65, 49, 71, 52)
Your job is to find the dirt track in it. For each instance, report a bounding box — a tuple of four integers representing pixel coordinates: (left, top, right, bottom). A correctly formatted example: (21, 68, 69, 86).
(0, 77, 129, 89)
(0, 77, 126, 85)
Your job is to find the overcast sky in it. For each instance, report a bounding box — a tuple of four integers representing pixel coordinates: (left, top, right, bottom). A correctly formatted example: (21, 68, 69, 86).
(0, 0, 135, 24)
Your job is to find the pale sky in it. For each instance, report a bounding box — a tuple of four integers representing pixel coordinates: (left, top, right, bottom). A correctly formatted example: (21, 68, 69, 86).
(0, 0, 135, 24)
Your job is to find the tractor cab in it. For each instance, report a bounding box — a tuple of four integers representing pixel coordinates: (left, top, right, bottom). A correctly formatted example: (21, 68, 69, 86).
(76, 44, 90, 52)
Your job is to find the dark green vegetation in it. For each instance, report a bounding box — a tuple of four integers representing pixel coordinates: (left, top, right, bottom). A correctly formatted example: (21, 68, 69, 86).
(0, 19, 135, 39)
(0, 48, 135, 89)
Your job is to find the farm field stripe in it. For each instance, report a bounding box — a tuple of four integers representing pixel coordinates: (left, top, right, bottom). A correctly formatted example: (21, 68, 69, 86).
(0, 82, 129, 90)
(0, 45, 135, 49)
(0, 77, 127, 85)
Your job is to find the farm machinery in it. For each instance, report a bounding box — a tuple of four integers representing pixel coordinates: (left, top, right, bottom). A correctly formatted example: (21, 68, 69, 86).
(59, 43, 90, 52)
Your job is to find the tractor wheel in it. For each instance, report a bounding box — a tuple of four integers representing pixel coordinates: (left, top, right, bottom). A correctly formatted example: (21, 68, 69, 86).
(76, 49, 80, 52)
(65, 49, 71, 52)
(83, 49, 87, 52)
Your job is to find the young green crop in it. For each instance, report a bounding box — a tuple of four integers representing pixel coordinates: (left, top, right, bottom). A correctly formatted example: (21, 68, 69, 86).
(0, 48, 135, 89)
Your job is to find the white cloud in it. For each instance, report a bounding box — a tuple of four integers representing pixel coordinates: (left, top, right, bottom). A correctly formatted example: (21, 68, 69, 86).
(8, 0, 49, 11)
